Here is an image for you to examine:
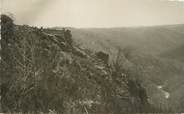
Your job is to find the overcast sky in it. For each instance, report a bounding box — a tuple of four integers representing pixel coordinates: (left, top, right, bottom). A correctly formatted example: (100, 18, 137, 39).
(1, 0, 184, 28)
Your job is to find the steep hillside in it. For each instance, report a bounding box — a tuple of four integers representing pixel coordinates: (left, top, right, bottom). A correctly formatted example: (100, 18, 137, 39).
(122, 50, 184, 110)
(0, 15, 152, 113)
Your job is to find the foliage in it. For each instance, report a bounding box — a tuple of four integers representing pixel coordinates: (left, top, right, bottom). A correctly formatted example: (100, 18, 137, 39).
(0, 14, 172, 113)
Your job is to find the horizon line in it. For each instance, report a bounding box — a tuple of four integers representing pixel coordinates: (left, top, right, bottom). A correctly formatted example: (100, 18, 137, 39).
(42, 23, 184, 29)
(13, 22, 184, 29)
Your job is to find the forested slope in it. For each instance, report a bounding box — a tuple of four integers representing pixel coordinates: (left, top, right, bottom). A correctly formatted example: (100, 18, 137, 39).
(0, 14, 154, 113)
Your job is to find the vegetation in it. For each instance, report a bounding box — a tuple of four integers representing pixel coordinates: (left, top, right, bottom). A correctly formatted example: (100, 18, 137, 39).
(1, 14, 183, 113)
(0, 14, 149, 113)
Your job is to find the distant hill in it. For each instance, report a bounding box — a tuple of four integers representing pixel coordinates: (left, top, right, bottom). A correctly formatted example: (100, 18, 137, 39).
(70, 24, 184, 56)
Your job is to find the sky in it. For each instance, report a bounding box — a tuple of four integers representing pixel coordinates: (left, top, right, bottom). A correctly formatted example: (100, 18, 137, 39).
(1, 0, 184, 28)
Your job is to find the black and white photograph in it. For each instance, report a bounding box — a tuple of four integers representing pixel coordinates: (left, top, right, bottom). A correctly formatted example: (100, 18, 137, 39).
(0, 0, 184, 113)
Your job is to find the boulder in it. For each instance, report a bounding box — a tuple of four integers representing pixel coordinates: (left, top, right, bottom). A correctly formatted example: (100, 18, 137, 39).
(95, 51, 109, 64)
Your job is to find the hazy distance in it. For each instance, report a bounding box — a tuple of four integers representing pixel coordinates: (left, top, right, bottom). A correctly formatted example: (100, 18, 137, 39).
(1, 0, 184, 28)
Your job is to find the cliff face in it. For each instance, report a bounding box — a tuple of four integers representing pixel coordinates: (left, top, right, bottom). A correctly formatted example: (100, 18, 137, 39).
(0, 15, 149, 113)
